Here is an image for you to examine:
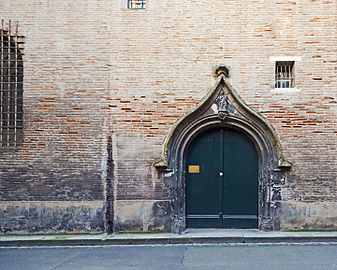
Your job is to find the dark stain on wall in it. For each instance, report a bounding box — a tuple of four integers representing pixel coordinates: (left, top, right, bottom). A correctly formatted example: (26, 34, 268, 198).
(0, 167, 104, 201)
(105, 135, 115, 233)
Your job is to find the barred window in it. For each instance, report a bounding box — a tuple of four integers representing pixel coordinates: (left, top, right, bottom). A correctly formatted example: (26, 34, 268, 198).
(275, 61, 294, 88)
(128, 0, 146, 9)
(1, 20, 23, 148)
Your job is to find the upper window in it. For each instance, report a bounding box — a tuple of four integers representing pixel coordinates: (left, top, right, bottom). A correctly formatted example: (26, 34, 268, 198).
(1, 20, 23, 148)
(275, 61, 294, 88)
(128, 0, 146, 9)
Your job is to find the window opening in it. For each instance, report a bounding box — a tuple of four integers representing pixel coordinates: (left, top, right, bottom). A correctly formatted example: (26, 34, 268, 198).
(275, 61, 294, 88)
(128, 0, 146, 9)
(0, 20, 23, 148)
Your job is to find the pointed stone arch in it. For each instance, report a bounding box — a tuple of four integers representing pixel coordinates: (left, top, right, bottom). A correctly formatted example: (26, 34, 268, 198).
(156, 70, 292, 232)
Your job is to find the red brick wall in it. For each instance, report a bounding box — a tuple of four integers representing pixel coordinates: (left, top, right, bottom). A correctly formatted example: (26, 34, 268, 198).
(1, 0, 336, 232)
(111, 0, 336, 202)
(1, 1, 112, 202)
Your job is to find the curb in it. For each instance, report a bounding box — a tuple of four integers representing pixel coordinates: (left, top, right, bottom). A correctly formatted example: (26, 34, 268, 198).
(2, 236, 337, 246)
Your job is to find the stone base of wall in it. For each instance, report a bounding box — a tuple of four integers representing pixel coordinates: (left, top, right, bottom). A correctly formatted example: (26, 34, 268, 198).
(0, 201, 105, 234)
(114, 200, 171, 233)
(280, 201, 337, 231)
(3, 200, 336, 234)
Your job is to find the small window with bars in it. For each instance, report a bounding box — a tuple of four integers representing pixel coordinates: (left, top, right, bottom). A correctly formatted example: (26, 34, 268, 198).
(275, 61, 294, 88)
(128, 0, 146, 9)
(1, 20, 23, 149)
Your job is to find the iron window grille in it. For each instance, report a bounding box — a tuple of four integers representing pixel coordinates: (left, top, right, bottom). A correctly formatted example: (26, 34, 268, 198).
(0, 20, 24, 148)
(275, 61, 294, 88)
(128, 0, 146, 9)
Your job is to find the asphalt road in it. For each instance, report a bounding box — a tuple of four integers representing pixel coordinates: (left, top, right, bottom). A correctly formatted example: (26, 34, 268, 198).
(1, 243, 337, 270)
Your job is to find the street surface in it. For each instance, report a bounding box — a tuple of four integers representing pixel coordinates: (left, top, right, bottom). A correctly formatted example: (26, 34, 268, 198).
(1, 243, 337, 270)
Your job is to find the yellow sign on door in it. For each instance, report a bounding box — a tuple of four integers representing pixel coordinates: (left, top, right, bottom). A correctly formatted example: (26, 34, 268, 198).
(188, 165, 200, 173)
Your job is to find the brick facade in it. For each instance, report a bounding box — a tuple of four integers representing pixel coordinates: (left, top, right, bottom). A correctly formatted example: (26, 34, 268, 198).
(0, 0, 336, 233)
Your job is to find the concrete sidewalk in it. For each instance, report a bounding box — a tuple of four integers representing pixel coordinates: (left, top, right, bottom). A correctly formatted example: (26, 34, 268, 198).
(1, 229, 337, 246)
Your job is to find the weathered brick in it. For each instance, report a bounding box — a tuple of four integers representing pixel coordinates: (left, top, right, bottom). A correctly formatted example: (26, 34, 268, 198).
(0, 0, 336, 233)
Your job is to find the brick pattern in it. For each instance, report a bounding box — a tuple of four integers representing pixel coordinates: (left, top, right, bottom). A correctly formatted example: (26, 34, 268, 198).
(0, 0, 336, 220)
(0, 1, 112, 201)
(111, 0, 337, 201)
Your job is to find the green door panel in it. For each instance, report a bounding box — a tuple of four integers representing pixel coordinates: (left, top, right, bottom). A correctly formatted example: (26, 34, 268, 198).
(186, 127, 258, 229)
(222, 129, 258, 228)
(186, 128, 222, 228)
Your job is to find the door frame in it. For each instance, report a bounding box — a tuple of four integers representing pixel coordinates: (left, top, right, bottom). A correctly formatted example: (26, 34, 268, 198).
(155, 73, 292, 232)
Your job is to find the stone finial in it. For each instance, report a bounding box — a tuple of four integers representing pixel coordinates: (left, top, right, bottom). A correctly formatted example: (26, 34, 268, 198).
(214, 65, 229, 78)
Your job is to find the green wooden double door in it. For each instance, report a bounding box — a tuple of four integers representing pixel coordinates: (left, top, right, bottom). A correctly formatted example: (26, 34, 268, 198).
(186, 127, 258, 228)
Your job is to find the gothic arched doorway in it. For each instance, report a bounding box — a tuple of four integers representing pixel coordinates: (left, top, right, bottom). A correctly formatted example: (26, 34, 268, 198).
(155, 69, 292, 232)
